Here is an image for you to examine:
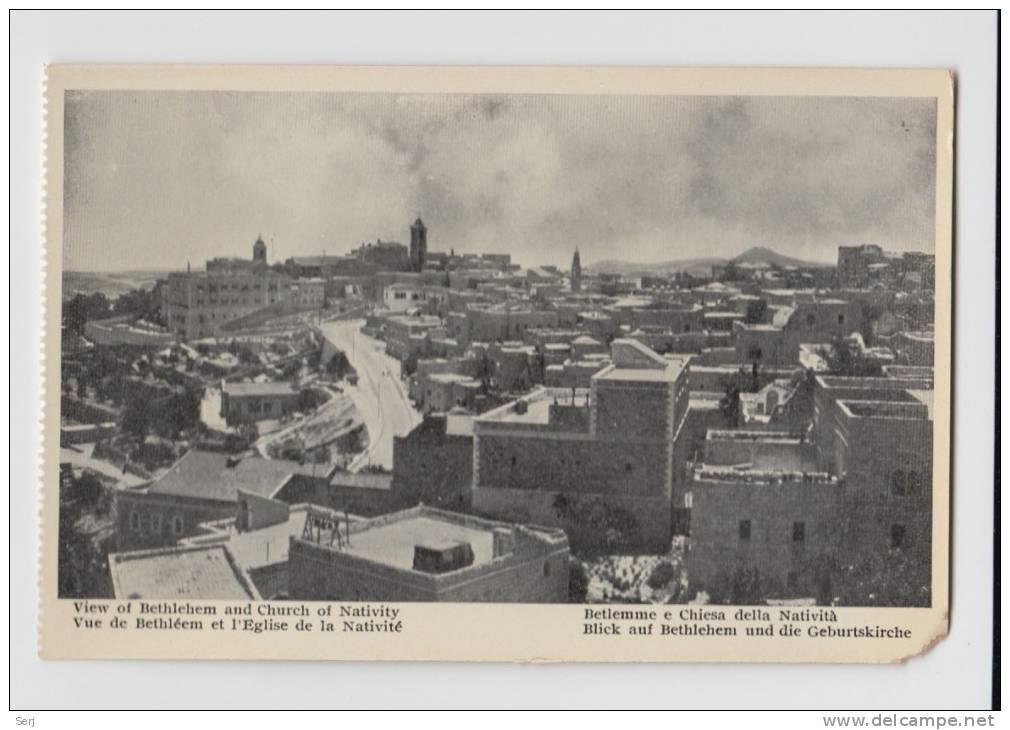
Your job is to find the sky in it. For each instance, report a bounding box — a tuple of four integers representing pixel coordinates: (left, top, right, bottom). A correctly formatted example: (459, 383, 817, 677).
(63, 90, 937, 271)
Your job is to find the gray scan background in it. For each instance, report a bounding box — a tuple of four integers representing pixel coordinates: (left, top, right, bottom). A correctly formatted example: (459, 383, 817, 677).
(10, 9, 998, 710)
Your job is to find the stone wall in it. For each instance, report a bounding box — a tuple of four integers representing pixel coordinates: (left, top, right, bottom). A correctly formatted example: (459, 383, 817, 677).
(114, 490, 235, 552)
(288, 524, 569, 602)
(688, 479, 842, 602)
(476, 434, 669, 500)
(472, 485, 672, 552)
(392, 428, 474, 513)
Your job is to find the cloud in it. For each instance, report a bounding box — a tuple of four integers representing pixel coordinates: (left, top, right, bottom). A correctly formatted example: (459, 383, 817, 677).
(63, 90, 936, 271)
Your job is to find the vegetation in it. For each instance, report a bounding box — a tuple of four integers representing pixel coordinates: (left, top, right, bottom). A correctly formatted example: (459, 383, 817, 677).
(718, 364, 760, 425)
(58, 471, 114, 598)
(568, 559, 589, 603)
(823, 335, 883, 377)
(834, 549, 930, 607)
(646, 560, 677, 590)
(62, 287, 163, 334)
(744, 298, 768, 324)
(121, 387, 202, 441)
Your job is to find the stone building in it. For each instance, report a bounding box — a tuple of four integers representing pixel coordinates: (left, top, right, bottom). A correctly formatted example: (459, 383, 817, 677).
(392, 412, 475, 513)
(287, 505, 570, 602)
(108, 543, 262, 600)
(472, 339, 690, 551)
(570, 248, 582, 292)
(113, 450, 335, 552)
(687, 375, 934, 606)
(220, 381, 301, 425)
(161, 236, 328, 340)
(409, 217, 428, 273)
(383, 282, 428, 313)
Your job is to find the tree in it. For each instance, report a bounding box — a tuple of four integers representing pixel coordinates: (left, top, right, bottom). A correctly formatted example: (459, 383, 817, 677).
(281, 359, 302, 379)
(63, 292, 111, 334)
(860, 303, 884, 346)
(568, 559, 589, 603)
(744, 299, 768, 324)
(823, 336, 882, 377)
(237, 422, 259, 447)
(74, 471, 105, 508)
(718, 366, 759, 426)
(719, 381, 742, 425)
(647, 560, 677, 590)
(121, 401, 151, 440)
(834, 548, 930, 607)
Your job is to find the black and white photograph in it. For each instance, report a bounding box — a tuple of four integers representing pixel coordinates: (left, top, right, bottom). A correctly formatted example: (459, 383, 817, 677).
(55, 82, 943, 611)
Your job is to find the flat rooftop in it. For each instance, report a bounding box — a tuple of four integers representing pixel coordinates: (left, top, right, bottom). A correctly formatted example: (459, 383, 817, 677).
(345, 515, 495, 571)
(837, 399, 931, 420)
(329, 472, 394, 491)
(109, 544, 258, 600)
(594, 357, 687, 384)
(478, 388, 590, 425)
(186, 505, 363, 570)
(223, 381, 298, 397)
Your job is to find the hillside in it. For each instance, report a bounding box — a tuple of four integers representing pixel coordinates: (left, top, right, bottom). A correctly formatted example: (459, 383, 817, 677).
(585, 246, 832, 276)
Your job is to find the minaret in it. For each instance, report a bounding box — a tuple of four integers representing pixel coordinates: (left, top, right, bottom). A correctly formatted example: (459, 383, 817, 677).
(253, 234, 267, 265)
(571, 248, 582, 292)
(410, 217, 427, 272)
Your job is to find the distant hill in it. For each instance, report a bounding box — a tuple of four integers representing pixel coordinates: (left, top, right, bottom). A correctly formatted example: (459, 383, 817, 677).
(62, 270, 174, 301)
(585, 257, 726, 277)
(585, 246, 832, 276)
(730, 246, 831, 269)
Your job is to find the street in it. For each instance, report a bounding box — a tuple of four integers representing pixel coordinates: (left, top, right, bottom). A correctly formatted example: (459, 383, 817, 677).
(317, 319, 421, 472)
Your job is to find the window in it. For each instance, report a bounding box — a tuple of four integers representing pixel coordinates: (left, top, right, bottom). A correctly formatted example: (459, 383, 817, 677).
(172, 516, 184, 536)
(738, 519, 752, 541)
(890, 524, 906, 549)
(510, 455, 517, 468)
(543, 561, 551, 577)
(792, 521, 805, 543)
(838, 314, 845, 324)
(786, 571, 799, 590)
(625, 462, 633, 473)
(891, 469, 907, 495)
(805, 313, 816, 327)
(129, 511, 142, 532)
(150, 513, 162, 533)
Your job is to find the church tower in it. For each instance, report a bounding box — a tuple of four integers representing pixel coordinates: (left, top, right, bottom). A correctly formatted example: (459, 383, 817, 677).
(253, 234, 267, 265)
(410, 217, 427, 272)
(571, 248, 582, 292)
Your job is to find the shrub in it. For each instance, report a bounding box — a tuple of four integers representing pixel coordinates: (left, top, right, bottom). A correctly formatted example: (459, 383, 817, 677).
(646, 560, 677, 590)
(568, 559, 589, 603)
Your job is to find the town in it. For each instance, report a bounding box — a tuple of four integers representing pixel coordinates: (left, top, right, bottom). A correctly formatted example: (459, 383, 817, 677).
(59, 216, 936, 607)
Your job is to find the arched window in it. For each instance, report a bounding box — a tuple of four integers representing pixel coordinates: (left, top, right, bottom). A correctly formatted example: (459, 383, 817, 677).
(172, 516, 185, 536)
(890, 469, 907, 496)
(129, 511, 142, 532)
(805, 313, 816, 327)
(150, 513, 162, 533)
(543, 561, 551, 577)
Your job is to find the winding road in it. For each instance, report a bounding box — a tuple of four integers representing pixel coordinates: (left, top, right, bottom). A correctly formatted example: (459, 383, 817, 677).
(317, 319, 421, 472)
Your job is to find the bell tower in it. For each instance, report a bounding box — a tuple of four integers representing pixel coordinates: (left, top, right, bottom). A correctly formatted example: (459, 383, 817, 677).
(410, 217, 427, 272)
(253, 234, 267, 265)
(571, 248, 582, 292)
